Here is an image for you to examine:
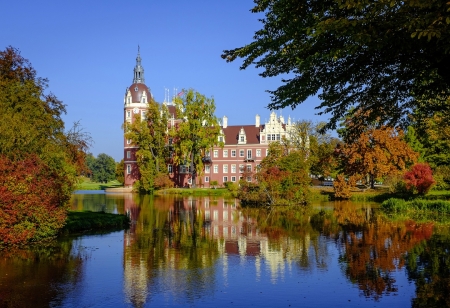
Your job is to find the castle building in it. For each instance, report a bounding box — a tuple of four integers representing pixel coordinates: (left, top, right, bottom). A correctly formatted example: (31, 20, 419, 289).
(123, 49, 296, 188)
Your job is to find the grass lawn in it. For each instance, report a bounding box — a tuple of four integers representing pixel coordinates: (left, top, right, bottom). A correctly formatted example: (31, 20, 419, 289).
(76, 177, 123, 190)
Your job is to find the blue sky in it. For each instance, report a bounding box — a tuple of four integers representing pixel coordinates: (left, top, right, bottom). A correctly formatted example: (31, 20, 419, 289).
(1, 0, 327, 161)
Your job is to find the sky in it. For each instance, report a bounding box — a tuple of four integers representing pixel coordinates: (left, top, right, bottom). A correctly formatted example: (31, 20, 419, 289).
(1, 0, 327, 161)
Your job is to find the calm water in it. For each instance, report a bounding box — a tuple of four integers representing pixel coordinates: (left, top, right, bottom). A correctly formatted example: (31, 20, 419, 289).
(1, 192, 449, 307)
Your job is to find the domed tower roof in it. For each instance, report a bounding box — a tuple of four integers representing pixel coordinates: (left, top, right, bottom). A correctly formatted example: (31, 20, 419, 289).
(128, 82, 151, 103)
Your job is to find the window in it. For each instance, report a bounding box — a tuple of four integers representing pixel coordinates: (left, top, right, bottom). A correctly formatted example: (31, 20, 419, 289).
(188, 178, 192, 184)
(126, 164, 131, 174)
(240, 136, 245, 142)
(231, 176, 236, 182)
(127, 111, 131, 118)
(223, 164, 228, 173)
(247, 176, 252, 182)
(223, 150, 228, 157)
(239, 164, 244, 172)
(256, 149, 261, 157)
(213, 150, 219, 158)
(239, 150, 244, 157)
(126, 151, 131, 159)
(231, 164, 236, 173)
(168, 164, 173, 173)
(223, 176, 228, 182)
(266, 149, 269, 156)
(213, 165, 218, 173)
(231, 150, 236, 157)
(205, 165, 210, 173)
(219, 136, 223, 142)
(247, 165, 252, 172)
(272, 134, 276, 140)
(205, 176, 209, 182)
(141, 111, 146, 119)
(276, 134, 280, 141)
(247, 149, 252, 159)
(127, 139, 131, 145)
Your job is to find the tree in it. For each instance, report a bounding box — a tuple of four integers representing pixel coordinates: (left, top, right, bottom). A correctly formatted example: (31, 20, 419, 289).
(0, 46, 91, 246)
(222, 0, 450, 132)
(169, 89, 223, 187)
(239, 142, 311, 206)
(115, 159, 124, 185)
(288, 120, 340, 177)
(0, 155, 70, 247)
(338, 126, 418, 188)
(124, 98, 169, 193)
(91, 153, 116, 183)
(404, 163, 435, 195)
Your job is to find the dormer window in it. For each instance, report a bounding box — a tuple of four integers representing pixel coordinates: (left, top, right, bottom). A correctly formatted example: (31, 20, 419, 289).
(238, 127, 247, 144)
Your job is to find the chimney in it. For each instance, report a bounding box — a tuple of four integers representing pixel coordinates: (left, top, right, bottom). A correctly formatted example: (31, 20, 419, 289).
(223, 115, 228, 128)
(255, 114, 260, 127)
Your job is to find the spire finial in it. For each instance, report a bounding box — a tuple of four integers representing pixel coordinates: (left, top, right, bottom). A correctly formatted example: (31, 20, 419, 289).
(133, 46, 145, 84)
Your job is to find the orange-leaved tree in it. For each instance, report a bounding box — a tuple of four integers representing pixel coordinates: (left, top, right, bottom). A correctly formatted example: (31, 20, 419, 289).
(339, 126, 418, 188)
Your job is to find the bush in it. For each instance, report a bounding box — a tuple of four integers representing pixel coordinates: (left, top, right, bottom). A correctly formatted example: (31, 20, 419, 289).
(433, 165, 450, 190)
(404, 163, 435, 195)
(383, 173, 409, 194)
(0, 155, 70, 247)
(210, 180, 218, 188)
(154, 173, 174, 189)
(333, 174, 351, 199)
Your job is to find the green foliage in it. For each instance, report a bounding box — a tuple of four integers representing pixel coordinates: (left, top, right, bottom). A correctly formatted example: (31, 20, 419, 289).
(239, 142, 311, 206)
(287, 120, 340, 177)
(170, 89, 223, 187)
(433, 165, 450, 190)
(404, 126, 425, 161)
(115, 159, 124, 184)
(383, 173, 410, 194)
(91, 153, 116, 183)
(382, 198, 450, 214)
(210, 180, 219, 188)
(222, 0, 450, 132)
(124, 98, 169, 193)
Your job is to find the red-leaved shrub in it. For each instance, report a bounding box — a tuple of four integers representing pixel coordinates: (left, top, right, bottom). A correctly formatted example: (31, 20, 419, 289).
(0, 155, 70, 247)
(404, 163, 435, 195)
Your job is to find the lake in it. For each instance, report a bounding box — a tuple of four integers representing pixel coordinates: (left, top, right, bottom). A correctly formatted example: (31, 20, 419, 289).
(1, 191, 448, 307)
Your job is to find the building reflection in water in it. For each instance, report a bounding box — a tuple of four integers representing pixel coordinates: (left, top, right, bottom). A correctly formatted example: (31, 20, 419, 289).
(121, 194, 440, 306)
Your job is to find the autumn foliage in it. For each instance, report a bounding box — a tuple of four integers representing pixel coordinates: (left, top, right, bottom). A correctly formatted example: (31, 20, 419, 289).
(338, 126, 418, 188)
(0, 155, 70, 247)
(404, 163, 435, 195)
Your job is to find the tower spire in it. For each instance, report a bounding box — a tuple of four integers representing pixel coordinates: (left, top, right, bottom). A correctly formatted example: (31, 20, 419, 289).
(133, 45, 145, 84)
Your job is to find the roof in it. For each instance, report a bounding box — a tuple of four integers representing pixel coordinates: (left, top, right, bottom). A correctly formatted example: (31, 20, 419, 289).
(128, 83, 151, 103)
(222, 125, 263, 144)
